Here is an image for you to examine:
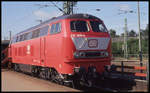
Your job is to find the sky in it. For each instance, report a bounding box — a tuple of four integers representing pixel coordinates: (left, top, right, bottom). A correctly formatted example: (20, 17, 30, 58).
(2, 1, 149, 40)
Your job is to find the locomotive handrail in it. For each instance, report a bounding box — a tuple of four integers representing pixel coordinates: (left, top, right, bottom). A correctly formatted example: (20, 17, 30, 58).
(1, 47, 8, 54)
(2, 57, 8, 64)
(1, 47, 10, 68)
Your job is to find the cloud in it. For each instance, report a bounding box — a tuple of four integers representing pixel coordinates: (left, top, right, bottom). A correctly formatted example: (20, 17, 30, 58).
(34, 10, 50, 19)
(33, 10, 63, 21)
(118, 4, 130, 11)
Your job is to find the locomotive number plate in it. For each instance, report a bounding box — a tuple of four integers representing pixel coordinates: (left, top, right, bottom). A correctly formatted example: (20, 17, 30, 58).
(88, 39, 98, 48)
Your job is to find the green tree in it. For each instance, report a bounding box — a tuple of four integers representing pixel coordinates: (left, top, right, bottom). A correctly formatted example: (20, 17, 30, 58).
(141, 24, 149, 54)
(127, 38, 139, 54)
(111, 42, 124, 56)
(141, 24, 149, 38)
(128, 30, 137, 37)
(111, 24, 148, 58)
(121, 33, 124, 37)
(110, 29, 116, 38)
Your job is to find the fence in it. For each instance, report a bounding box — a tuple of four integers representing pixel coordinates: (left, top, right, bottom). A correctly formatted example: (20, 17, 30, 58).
(111, 60, 148, 81)
(112, 54, 149, 60)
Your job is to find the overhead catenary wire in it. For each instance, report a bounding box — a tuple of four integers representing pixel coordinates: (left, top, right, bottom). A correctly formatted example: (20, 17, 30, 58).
(51, 2, 65, 14)
(6, 2, 63, 39)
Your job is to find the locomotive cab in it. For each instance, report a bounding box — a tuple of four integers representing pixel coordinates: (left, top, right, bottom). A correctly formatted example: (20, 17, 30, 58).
(64, 14, 111, 71)
(62, 14, 112, 87)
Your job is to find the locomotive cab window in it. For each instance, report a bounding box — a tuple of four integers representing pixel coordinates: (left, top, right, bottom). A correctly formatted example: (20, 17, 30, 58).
(70, 20, 89, 32)
(27, 32, 32, 40)
(90, 21, 107, 32)
(50, 23, 61, 34)
(24, 33, 29, 40)
(31, 29, 40, 39)
(40, 26, 49, 36)
(19, 34, 24, 41)
(16, 36, 20, 42)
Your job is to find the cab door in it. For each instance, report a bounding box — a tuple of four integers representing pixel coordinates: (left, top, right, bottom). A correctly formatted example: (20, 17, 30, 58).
(40, 37, 46, 66)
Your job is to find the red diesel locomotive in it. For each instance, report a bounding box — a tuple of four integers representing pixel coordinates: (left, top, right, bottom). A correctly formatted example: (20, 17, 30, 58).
(8, 13, 112, 87)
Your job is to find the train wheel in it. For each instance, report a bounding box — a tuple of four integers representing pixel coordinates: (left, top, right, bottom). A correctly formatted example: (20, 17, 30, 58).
(45, 68, 51, 80)
(48, 68, 54, 81)
(31, 66, 39, 77)
(49, 68, 62, 84)
(8, 62, 12, 69)
(39, 68, 46, 79)
(13, 64, 16, 71)
(50, 69, 58, 82)
(14, 64, 20, 72)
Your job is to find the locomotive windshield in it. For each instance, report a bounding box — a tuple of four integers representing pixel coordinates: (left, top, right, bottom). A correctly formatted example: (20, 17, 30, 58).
(70, 20, 89, 32)
(90, 21, 107, 32)
(70, 20, 107, 32)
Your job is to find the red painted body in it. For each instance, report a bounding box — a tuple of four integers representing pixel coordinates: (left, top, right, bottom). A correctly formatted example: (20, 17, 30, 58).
(9, 15, 112, 75)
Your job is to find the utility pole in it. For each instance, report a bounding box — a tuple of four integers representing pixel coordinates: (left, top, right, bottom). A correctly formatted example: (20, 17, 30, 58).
(137, 2, 143, 72)
(124, 18, 128, 60)
(138, 1, 142, 54)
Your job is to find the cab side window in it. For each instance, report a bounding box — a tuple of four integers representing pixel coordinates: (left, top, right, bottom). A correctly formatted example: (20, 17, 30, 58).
(19, 34, 24, 41)
(31, 29, 40, 39)
(16, 36, 20, 42)
(50, 23, 61, 34)
(27, 32, 32, 40)
(40, 26, 49, 36)
(50, 24, 55, 34)
(24, 33, 29, 40)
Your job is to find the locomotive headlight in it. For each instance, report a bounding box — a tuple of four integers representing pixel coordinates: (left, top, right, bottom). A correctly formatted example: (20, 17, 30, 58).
(101, 51, 109, 57)
(79, 52, 85, 57)
(74, 67, 80, 73)
(74, 52, 80, 58)
(74, 51, 86, 58)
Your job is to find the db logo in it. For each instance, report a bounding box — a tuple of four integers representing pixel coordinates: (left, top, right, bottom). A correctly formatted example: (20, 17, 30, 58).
(88, 39, 98, 48)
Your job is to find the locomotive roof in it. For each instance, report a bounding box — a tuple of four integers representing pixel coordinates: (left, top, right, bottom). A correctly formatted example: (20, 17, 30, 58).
(16, 13, 101, 36)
